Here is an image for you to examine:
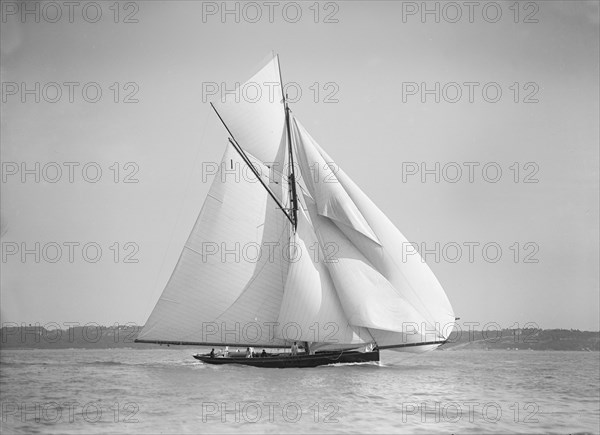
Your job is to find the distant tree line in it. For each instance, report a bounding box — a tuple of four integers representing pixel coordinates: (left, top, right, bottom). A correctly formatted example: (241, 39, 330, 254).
(1, 325, 598, 351)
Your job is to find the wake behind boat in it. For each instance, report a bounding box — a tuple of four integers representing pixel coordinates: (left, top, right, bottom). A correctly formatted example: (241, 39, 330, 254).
(135, 55, 455, 366)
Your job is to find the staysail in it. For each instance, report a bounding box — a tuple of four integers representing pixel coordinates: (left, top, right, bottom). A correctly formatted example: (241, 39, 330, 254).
(137, 56, 454, 351)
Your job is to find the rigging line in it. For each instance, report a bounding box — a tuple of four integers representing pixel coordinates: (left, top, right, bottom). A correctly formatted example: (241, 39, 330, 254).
(228, 139, 295, 227)
(261, 166, 290, 185)
(134, 339, 290, 349)
(245, 155, 289, 186)
(295, 182, 312, 201)
(288, 116, 317, 202)
(209, 102, 294, 226)
(362, 326, 378, 346)
(377, 340, 447, 350)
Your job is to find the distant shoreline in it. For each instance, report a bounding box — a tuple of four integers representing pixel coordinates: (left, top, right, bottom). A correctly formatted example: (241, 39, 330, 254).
(1, 326, 598, 351)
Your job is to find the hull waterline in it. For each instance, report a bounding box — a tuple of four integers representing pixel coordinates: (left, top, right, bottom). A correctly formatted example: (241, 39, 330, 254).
(193, 349, 380, 368)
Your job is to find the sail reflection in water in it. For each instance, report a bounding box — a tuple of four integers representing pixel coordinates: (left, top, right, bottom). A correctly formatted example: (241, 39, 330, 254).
(136, 56, 455, 365)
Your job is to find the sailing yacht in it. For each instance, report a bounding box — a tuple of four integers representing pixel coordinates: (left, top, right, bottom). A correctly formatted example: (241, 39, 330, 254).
(135, 56, 455, 368)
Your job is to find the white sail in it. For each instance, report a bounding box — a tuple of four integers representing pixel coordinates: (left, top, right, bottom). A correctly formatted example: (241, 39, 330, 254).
(291, 117, 455, 348)
(138, 145, 291, 347)
(212, 56, 286, 165)
(275, 196, 371, 346)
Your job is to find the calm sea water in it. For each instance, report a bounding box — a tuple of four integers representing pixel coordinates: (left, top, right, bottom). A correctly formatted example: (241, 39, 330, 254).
(1, 348, 598, 434)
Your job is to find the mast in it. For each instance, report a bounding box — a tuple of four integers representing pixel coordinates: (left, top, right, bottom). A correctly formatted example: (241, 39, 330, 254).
(278, 56, 299, 232)
(285, 96, 298, 232)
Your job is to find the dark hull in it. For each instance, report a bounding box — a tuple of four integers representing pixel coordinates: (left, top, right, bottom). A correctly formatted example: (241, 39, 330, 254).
(193, 349, 379, 368)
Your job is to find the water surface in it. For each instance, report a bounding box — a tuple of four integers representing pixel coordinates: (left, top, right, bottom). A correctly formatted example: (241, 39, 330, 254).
(1, 348, 598, 434)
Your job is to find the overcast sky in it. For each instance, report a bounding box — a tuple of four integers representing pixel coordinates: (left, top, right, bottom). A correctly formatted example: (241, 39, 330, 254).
(1, 1, 598, 331)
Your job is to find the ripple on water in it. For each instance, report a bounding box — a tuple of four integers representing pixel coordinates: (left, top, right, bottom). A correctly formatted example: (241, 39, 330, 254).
(0, 349, 598, 434)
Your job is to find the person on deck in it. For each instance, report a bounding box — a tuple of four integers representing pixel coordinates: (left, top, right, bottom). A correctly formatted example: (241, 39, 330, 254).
(304, 341, 311, 355)
(291, 342, 298, 356)
(223, 346, 229, 357)
(246, 347, 252, 358)
(261, 349, 267, 358)
(210, 348, 215, 358)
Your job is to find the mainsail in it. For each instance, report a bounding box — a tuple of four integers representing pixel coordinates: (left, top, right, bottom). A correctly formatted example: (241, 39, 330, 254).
(137, 56, 454, 352)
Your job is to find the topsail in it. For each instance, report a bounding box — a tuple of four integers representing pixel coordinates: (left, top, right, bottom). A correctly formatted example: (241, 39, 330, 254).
(137, 56, 454, 353)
